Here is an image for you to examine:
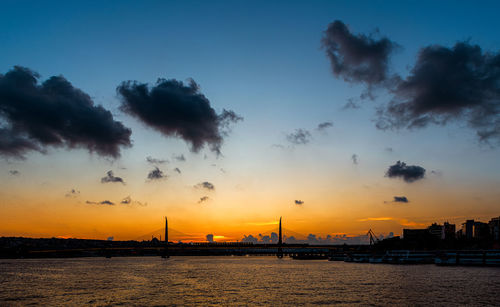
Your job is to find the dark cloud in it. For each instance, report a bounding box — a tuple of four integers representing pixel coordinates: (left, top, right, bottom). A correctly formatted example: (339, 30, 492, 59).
(0, 66, 131, 159)
(9, 170, 19, 176)
(322, 20, 398, 86)
(195, 181, 215, 191)
(147, 167, 165, 181)
(317, 121, 333, 131)
(101, 170, 125, 184)
(174, 167, 181, 174)
(86, 200, 115, 206)
(393, 196, 409, 203)
(0, 128, 42, 158)
(218, 109, 244, 136)
(117, 78, 242, 154)
(386, 161, 425, 183)
(65, 189, 80, 198)
(351, 154, 358, 165)
(173, 154, 186, 162)
(376, 42, 500, 143)
(206, 234, 214, 242)
(295, 200, 304, 205)
(146, 156, 168, 165)
(286, 129, 312, 145)
(120, 196, 147, 206)
(198, 196, 209, 203)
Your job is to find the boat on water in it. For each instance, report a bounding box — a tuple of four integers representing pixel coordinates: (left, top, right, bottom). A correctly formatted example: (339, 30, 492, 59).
(328, 254, 345, 261)
(435, 250, 500, 266)
(378, 250, 434, 264)
(291, 253, 328, 260)
(331, 250, 500, 266)
(341, 250, 435, 264)
(344, 253, 371, 263)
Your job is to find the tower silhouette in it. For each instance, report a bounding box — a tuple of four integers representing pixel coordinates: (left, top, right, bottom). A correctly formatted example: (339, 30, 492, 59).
(162, 216, 169, 258)
(277, 216, 283, 258)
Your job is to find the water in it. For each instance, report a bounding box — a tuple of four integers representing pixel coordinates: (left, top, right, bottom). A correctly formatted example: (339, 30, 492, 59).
(1, 256, 499, 306)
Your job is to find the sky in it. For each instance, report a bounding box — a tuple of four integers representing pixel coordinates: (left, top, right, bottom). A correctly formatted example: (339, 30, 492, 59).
(1, 0, 500, 242)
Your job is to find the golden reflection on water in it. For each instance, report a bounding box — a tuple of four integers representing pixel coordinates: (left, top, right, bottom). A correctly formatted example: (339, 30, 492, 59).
(1, 257, 499, 305)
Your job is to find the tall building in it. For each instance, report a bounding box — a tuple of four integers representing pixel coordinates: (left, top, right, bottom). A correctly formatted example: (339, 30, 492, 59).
(473, 221, 490, 240)
(489, 217, 500, 241)
(427, 223, 445, 240)
(444, 222, 456, 239)
(403, 229, 428, 241)
(462, 220, 475, 239)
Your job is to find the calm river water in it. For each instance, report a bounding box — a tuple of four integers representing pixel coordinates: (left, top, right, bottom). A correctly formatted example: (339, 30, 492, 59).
(1, 256, 499, 306)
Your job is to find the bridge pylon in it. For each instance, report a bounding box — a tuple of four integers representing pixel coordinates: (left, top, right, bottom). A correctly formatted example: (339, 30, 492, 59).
(277, 216, 283, 258)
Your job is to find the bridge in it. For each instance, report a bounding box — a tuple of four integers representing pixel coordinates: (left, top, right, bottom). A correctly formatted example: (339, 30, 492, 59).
(1, 217, 370, 259)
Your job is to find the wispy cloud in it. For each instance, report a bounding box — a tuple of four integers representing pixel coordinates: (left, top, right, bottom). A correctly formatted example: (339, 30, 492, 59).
(245, 221, 279, 226)
(173, 154, 186, 162)
(147, 167, 166, 181)
(101, 170, 125, 184)
(86, 200, 115, 206)
(286, 129, 312, 145)
(357, 216, 425, 227)
(195, 181, 215, 191)
(316, 121, 333, 131)
(198, 196, 210, 203)
(357, 217, 394, 222)
(146, 156, 168, 164)
(65, 189, 80, 198)
(351, 154, 358, 165)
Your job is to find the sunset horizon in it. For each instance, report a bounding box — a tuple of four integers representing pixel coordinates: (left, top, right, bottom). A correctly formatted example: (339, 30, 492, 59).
(2, 1, 500, 244)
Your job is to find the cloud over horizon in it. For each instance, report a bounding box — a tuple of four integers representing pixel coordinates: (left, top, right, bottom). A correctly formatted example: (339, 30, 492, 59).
(322, 20, 398, 86)
(86, 200, 115, 206)
(385, 196, 409, 203)
(0, 66, 131, 159)
(146, 156, 167, 165)
(317, 121, 333, 131)
(120, 196, 147, 206)
(147, 167, 165, 181)
(173, 154, 186, 162)
(101, 171, 125, 184)
(198, 196, 209, 203)
(351, 154, 358, 165)
(322, 22, 500, 144)
(386, 161, 425, 183)
(195, 181, 215, 191)
(286, 129, 312, 145)
(65, 189, 80, 198)
(117, 78, 242, 154)
(376, 42, 500, 144)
